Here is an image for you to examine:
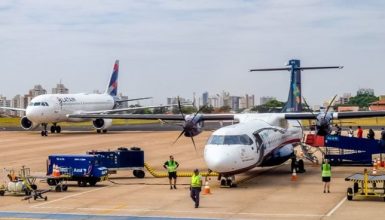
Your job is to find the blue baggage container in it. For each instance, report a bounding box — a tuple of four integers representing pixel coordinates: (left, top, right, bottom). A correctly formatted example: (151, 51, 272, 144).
(87, 147, 145, 178)
(47, 154, 108, 187)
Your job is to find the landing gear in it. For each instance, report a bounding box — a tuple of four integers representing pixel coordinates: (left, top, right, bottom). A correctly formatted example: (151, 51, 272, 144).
(220, 176, 237, 188)
(96, 129, 107, 134)
(291, 156, 306, 173)
(50, 124, 62, 133)
(41, 124, 48, 136)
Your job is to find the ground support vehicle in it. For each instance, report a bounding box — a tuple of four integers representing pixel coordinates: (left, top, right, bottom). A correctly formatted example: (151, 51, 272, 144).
(345, 169, 385, 201)
(0, 166, 47, 201)
(87, 147, 145, 178)
(47, 155, 108, 187)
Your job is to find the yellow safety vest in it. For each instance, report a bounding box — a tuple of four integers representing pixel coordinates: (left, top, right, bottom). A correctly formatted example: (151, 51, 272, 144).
(322, 164, 331, 177)
(167, 160, 177, 173)
(191, 174, 202, 187)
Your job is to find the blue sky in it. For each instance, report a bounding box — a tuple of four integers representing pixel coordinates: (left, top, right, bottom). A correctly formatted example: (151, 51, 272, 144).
(0, 0, 384, 106)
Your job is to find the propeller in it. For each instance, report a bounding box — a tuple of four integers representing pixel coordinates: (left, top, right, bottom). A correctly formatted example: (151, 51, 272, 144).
(324, 94, 338, 120)
(173, 97, 206, 151)
(301, 97, 317, 131)
(302, 95, 337, 136)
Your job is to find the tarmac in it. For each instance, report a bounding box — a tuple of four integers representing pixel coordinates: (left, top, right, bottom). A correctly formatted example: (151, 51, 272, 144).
(0, 129, 385, 220)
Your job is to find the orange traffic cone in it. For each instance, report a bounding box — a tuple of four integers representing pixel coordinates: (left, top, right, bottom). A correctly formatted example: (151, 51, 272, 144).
(203, 181, 212, 195)
(291, 169, 297, 181)
(53, 164, 60, 177)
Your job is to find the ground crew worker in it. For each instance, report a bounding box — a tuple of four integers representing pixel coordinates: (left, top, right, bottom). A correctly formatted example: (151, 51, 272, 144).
(367, 128, 375, 139)
(190, 168, 202, 208)
(321, 159, 331, 193)
(357, 126, 363, 138)
(163, 155, 179, 189)
(348, 126, 354, 137)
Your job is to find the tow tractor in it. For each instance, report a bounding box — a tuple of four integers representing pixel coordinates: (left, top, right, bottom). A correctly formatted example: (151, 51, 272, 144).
(345, 168, 385, 201)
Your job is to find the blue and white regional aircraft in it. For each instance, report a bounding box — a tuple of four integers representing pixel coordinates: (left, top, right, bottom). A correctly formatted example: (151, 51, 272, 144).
(1, 60, 157, 136)
(69, 60, 385, 187)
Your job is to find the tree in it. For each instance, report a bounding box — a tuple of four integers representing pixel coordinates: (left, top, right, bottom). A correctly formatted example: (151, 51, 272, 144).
(218, 106, 231, 113)
(153, 107, 168, 114)
(347, 93, 378, 108)
(250, 99, 285, 113)
(201, 105, 214, 113)
(172, 106, 197, 114)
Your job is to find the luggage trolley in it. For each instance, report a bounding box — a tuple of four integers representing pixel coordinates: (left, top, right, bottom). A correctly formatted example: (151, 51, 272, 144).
(345, 169, 385, 201)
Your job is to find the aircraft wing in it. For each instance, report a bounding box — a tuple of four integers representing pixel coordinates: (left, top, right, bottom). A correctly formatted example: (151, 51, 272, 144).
(334, 111, 385, 119)
(0, 107, 26, 112)
(284, 111, 385, 120)
(115, 97, 152, 103)
(76, 105, 176, 115)
(67, 113, 235, 121)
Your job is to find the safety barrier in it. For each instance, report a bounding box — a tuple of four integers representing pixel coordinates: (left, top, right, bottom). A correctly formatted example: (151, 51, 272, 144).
(144, 163, 219, 178)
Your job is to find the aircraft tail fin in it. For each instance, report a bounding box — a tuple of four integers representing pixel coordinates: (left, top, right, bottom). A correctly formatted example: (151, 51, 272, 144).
(105, 60, 119, 96)
(250, 59, 343, 113)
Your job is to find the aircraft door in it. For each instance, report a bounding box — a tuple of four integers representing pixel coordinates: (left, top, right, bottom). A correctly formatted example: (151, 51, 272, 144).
(253, 132, 265, 166)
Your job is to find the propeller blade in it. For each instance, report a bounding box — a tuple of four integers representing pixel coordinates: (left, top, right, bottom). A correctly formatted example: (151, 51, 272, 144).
(191, 104, 207, 122)
(190, 136, 197, 152)
(302, 97, 316, 118)
(177, 96, 185, 120)
(324, 94, 338, 119)
(173, 130, 185, 145)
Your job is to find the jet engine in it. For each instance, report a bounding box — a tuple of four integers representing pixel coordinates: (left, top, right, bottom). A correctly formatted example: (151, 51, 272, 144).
(92, 118, 112, 130)
(20, 116, 39, 130)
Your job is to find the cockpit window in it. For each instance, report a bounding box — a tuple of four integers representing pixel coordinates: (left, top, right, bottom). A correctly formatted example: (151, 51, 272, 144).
(208, 135, 254, 145)
(29, 102, 49, 106)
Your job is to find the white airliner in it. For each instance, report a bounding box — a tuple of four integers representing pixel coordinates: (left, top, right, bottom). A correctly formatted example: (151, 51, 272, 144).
(67, 60, 385, 187)
(0, 60, 161, 136)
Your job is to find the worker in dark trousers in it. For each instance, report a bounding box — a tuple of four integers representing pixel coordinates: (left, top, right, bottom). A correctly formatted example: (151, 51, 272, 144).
(163, 155, 179, 189)
(367, 128, 375, 139)
(321, 159, 332, 193)
(190, 169, 202, 208)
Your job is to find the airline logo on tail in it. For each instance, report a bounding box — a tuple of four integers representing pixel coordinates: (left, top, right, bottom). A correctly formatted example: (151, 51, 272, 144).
(106, 60, 119, 96)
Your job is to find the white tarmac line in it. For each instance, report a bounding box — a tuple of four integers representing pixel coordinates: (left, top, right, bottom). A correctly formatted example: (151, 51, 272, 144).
(326, 197, 347, 217)
(31, 186, 111, 208)
(34, 206, 324, 218)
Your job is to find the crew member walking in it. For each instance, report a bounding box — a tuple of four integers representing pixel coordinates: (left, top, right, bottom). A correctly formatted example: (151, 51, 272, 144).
(163, 155, 179, 189)
(321, 159, 332, 193)
(190, 169, 202, 208)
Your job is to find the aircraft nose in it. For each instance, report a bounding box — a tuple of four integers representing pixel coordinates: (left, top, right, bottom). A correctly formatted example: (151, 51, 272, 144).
(26, 107, 43, 122)
(204, 145, 237, 173)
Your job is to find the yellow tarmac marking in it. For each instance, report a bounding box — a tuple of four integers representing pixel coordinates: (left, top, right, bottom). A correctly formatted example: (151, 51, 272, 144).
(326, 197, 347, 217)
(31, 185, 111, 208)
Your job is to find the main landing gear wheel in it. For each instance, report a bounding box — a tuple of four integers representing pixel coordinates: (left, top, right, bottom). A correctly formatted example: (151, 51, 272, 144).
(50, 125, 62, 133)
(220, 176, 237, 188)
